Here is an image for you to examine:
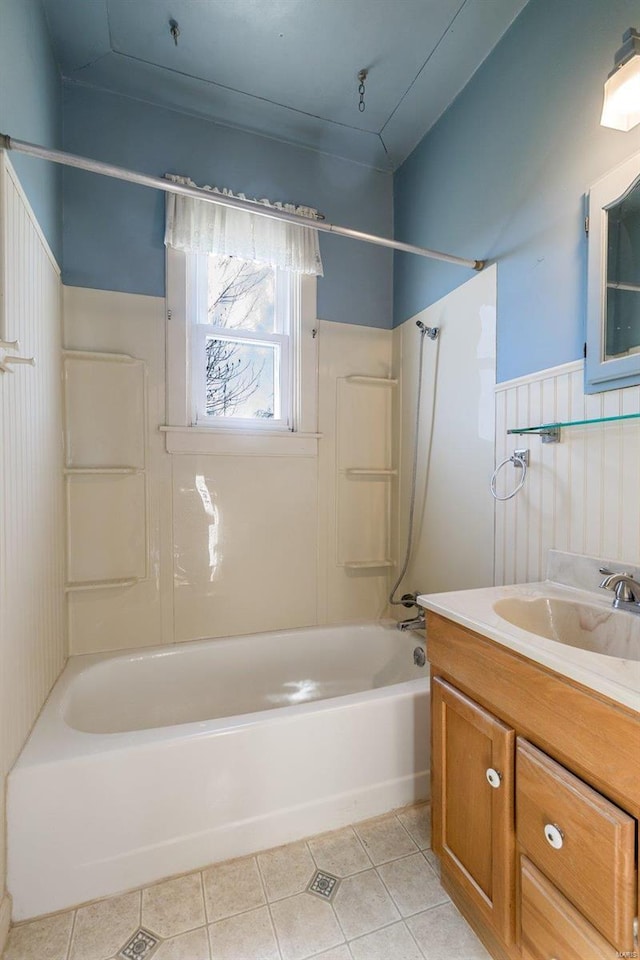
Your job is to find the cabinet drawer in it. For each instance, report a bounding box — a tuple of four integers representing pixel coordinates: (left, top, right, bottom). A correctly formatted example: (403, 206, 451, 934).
(520, 857, 619, 959)
(516, 739, 636, 952)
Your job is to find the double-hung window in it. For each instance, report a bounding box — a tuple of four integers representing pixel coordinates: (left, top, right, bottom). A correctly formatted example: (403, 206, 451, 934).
(190, 254, 298, 429)
(164, 178, 322, 444)
(166, 247, 318, 444)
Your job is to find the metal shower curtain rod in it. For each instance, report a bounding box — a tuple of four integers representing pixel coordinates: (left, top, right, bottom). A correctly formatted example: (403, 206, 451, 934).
(0, 133, 485, 271)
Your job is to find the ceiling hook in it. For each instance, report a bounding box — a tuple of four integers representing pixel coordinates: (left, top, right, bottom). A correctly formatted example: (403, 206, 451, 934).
(169, 19, 180, 47)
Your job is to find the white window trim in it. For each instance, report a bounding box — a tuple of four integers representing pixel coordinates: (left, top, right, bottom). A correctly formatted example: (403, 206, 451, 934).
(165, 246, 320, 455)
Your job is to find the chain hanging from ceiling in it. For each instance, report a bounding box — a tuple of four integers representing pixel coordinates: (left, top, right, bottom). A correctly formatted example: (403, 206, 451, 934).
(357, 69, 367, 112)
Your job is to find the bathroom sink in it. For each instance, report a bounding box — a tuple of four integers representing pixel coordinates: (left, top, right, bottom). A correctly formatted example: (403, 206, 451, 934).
(493, 597, 640, 661)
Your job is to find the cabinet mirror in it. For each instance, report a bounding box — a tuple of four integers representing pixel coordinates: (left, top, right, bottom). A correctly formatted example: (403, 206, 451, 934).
(586, 152, 640, 392)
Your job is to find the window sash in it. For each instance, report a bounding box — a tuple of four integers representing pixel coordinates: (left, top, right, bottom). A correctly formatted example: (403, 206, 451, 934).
(193, 254, 292, 337)
(165, 246, 318, 441)
(190, 254, 296, 429)
(192, 325, 291, 428)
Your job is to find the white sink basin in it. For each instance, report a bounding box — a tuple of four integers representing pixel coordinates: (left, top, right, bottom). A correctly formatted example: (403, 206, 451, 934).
(493, 597, 640, 661)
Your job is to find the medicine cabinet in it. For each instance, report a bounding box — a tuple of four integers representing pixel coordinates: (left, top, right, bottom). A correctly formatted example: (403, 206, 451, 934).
(586, 151, 640, 393)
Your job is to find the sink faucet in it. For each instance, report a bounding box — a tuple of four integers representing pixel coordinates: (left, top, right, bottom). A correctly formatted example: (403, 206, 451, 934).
(599, 568, 640, 615)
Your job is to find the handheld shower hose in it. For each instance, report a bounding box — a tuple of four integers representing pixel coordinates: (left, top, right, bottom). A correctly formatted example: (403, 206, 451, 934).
(388, 320, 440, 609)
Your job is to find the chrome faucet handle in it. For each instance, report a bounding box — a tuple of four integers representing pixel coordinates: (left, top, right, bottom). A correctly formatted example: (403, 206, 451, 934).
(599, 571, 640, 603)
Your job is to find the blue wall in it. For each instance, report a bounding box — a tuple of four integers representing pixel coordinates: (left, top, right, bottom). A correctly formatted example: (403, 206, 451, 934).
(62, 84, 393, 329)
(394, 0, 640, 381)
(0, 0, 62, 260)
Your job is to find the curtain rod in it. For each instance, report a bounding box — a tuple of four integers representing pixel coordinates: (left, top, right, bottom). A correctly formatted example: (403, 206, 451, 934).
(0, 133, 485, 272)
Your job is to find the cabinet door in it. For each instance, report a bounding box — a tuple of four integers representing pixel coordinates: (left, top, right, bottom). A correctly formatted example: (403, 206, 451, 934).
(432, 677, 515, 944)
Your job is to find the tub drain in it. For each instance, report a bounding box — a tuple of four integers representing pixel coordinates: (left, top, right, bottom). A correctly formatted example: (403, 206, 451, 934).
(413, 646, 426, 667)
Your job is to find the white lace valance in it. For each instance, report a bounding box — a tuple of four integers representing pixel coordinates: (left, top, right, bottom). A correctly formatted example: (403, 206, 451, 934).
(164, 176, 324, 276)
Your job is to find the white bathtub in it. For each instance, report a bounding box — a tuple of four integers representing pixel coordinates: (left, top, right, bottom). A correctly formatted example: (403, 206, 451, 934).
(8, 621, 429, 920)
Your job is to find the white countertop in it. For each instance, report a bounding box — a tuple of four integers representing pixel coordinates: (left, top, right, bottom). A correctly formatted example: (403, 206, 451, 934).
(418, 580, 640, 713)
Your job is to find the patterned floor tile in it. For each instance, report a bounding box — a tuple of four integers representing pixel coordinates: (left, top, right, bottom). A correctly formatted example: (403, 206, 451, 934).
(3, 912, 74, 960)
(308, 946, 352, 960)
(332, 870, 399, 940)
(202, 857, 265, 923)
(397, 804, 432, 850)
(354, 816, 418, 866)
(423, 849, 440, 876)
(307, 871, 340, 902)
(407, 902, 492, 959)
(118, 928, 159, 959)
(257, 841, 316, 902)
(208, 905, 279, 960)
(377, 853, 449, 916)
(349, 921, 423, 960)
(307, 828, 371, 878)
(270, 892, 344, 960)
(153, 926, 211, 959)
(70, 891, 141, 960)
(142, 873, 205, 939)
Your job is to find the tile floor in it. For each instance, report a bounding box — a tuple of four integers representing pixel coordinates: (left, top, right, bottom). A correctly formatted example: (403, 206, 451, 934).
(3, 804, 491, 960)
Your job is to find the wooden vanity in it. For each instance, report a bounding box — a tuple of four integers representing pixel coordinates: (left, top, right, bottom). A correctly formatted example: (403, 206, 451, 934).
(427, 610, 640, 959)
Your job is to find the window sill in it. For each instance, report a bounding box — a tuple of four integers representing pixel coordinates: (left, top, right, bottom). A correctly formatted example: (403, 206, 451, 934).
(160, 425, 322, 457)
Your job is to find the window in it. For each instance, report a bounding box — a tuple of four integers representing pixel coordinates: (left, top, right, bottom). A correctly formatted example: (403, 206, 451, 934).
(191, 254, 296, 428)
(165, 246, 318, 443)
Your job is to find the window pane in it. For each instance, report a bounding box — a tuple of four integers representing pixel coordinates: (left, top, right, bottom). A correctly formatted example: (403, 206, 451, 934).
(205, 336, 280, 420)
(207, 257, 276, 333)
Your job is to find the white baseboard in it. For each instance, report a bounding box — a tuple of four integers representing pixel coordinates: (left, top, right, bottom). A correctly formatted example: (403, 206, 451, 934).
(0, 893, 12, 953)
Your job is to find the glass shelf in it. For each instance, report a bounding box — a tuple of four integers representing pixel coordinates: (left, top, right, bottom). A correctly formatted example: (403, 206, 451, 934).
(507, 411, 640, 443)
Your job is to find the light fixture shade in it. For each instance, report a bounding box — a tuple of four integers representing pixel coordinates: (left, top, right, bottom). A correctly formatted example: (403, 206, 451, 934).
(601, 28, 640, 132)
(601, 54, 640, 131)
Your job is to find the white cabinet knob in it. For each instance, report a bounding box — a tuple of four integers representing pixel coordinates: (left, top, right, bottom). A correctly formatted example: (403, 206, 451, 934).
(486, 768, 501, 788)
(544, 823, 564, 849)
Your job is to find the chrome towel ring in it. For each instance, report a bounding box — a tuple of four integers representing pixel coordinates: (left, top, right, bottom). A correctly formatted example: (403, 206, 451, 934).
(490, 449, 529, 501)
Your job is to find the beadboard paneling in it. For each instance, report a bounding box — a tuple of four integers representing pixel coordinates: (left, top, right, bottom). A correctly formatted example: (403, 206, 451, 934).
(0, 156, 66, 907)
(495, 361, 640, 584)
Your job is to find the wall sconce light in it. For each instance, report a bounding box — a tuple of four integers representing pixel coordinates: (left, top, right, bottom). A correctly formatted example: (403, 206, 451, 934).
(601, 28, 640, 131)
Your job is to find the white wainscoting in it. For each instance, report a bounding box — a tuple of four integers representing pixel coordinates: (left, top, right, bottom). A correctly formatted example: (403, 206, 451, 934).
(0, 155, 66, 924)
(495, 360, 640, 585)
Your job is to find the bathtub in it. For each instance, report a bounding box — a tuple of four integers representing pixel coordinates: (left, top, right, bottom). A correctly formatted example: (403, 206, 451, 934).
(7, 621, 429, 920)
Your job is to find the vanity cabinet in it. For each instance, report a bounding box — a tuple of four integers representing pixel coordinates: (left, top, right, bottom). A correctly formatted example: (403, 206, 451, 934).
(427, 611, 639, 960)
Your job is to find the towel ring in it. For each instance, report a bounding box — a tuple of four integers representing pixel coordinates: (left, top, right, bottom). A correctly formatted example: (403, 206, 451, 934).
(490, 449, 529, 501)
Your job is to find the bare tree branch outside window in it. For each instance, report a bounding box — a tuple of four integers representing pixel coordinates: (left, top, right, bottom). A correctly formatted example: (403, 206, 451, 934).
(206, 259, 275, 418)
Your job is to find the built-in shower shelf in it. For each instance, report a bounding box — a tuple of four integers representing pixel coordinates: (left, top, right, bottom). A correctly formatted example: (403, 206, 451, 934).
(345, 375, 398, 386)
(62, 349, 140, 364)
(343, 560, 395, 569)
(65, 577, 143, 592)
(507, 410, 640, 443)
(64, 467, 143, 475)
(345, 468, 397, 477)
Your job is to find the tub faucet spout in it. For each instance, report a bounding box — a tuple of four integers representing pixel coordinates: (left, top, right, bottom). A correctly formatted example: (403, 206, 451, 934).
(397, 614, 426, 632)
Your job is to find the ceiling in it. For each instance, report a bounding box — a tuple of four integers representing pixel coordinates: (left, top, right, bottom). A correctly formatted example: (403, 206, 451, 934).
(43, 0, 529, 171)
